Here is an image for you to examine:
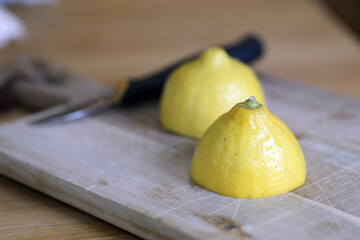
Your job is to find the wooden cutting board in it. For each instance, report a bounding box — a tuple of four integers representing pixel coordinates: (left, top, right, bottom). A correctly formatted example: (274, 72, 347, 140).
(0, 74, 359, 240)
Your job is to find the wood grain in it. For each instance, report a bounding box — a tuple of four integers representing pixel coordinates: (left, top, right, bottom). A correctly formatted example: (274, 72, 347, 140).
(0, 0, 359, 239)
(1, 74, 360, 239)
(0, 175, 140, 240)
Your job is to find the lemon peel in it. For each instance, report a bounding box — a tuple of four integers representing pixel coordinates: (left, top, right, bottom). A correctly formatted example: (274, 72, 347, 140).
(190, 97, 306, 198)
(160, 47, 266, 139)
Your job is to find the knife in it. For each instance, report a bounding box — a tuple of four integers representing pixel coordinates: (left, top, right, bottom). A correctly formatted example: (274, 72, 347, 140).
(32, 35, 264, 124)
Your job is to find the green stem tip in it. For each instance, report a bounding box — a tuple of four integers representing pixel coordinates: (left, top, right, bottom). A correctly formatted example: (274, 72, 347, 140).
(240, 96, 262, 110)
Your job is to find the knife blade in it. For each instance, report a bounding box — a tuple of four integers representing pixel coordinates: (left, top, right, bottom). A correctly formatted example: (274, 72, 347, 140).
(31, 81, 126, 124)
(32, 35, 264, 125)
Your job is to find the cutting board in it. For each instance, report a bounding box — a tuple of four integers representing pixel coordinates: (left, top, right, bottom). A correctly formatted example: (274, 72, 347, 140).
(0, 74, 359, 240)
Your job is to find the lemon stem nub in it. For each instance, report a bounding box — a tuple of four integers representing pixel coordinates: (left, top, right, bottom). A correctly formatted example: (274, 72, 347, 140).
(241, 96, 262, 110)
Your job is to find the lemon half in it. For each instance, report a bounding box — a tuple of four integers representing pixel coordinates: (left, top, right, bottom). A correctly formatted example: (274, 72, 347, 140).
(160, 47, 266, 139)
(190, 97, 306, 198)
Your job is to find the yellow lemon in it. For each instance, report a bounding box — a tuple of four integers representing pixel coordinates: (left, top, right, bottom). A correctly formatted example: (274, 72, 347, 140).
(160, 47, 266, 139)
(190, 97, 306, 198)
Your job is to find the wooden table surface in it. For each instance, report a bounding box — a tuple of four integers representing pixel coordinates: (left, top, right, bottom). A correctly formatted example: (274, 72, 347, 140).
(0, 0, 359, 239)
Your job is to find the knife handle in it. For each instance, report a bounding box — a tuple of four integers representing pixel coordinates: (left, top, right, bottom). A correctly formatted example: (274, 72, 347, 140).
(120, 35, 264, 106)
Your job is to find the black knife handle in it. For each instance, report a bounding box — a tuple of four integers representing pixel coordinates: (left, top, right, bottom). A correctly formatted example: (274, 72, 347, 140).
(121, 35, 264, 106)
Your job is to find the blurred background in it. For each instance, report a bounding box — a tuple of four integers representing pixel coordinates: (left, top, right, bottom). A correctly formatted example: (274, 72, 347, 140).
(321, 0, 359, 37)
(0, 1, 359, 239)
(1, 0, 359, 91)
